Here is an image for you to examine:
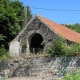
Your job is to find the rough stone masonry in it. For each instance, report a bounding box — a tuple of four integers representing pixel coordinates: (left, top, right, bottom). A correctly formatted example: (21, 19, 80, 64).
(0, 56, 80, 78)
(9, 15, 58, 56)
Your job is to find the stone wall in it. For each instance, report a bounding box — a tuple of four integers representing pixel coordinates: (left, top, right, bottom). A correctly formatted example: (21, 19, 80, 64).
(17, 17, 58, 47)
(0, 56, 80, 78)
(9, 16, 58, 55)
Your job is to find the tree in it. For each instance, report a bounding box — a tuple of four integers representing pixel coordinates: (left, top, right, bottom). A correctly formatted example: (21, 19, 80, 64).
(0, 0, 32, 49)
(65, 23, 80, 33)
(0, 0, 24, 49)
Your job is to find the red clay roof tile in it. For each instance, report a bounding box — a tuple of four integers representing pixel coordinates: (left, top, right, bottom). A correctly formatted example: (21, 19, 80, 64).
(37, 15, 80, 43)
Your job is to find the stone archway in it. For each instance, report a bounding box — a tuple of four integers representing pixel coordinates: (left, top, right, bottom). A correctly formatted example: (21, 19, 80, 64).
(29, 33, 43, 53)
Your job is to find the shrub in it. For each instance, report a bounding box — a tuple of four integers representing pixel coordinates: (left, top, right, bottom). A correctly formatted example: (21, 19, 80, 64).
(0, 45, 9, 61)
(53, 37, 65, 55)
(61, 71, 80, 80)
(64, 43, 80, 56)
(45, 46, 54, 57)
(46, 37, 80, 56)
(46, 37, 65, 56)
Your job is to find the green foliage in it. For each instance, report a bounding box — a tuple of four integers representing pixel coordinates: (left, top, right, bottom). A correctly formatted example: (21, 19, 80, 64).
(46, 46, 54, 56)
(65, 23, 80, 33)
(0, 0, 32, 49)
(0, 34, 6, 41)
(53, 37, 65, 55)
(61, 71, 80, 80)
(46, 37, 65, 56)
(63, 43, 80, 56)
(46, 37, 80, 56)
(0, 0, 24, 48)
(0, 45, 9, 61)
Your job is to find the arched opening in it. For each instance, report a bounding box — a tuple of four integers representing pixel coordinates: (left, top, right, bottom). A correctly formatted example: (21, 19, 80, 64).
(29, 33, 43, 53)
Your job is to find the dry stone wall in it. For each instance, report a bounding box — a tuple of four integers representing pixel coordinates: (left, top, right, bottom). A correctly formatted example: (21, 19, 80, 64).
(0, 56, 80, 78)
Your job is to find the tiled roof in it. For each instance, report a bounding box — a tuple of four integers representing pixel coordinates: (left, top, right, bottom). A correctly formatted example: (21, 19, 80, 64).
(37, 15, 80, 43)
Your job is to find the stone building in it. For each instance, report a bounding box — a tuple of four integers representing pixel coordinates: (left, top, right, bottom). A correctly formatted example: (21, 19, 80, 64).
(9, 14, 80, 56)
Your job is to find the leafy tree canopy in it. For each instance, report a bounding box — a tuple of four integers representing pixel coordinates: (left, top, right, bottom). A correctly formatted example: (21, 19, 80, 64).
(65, 23, 80, 33)
(0, 0, 32, 49)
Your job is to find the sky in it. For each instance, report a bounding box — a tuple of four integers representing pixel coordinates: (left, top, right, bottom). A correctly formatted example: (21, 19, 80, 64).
(20, 0, 80, 24)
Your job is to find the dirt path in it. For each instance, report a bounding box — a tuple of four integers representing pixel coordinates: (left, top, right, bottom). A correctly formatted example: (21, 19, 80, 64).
(6, 76, 61, 80)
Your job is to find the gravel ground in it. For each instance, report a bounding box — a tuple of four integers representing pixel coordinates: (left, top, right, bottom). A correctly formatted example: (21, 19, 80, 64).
(5, 76, 61, 80)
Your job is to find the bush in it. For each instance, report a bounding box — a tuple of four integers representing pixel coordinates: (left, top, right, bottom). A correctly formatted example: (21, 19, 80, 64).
(53, 37, 65, 55)
(45, 46, 54, 57)
(0, 45, 9, 61)
(64, 43, 80, 56)
(61, 71, 80, 80)
(46, 37, 80, 56)
(46, 37, 65, 56)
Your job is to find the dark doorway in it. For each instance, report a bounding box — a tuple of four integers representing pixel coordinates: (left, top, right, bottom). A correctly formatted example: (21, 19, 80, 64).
(30, 33, 43, 53)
